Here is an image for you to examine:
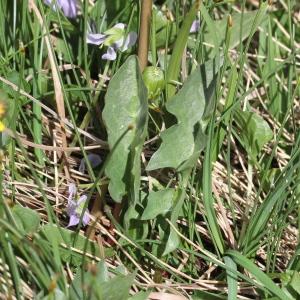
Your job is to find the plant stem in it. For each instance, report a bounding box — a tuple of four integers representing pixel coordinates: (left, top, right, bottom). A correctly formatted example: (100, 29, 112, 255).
(138, 0, 152, 71)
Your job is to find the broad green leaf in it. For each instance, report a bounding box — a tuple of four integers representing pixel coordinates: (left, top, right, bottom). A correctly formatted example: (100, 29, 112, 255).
(126, 206, 149, 240)
(141, 189, 175, 220)
(227, 250, 291, 300)
(97, 260, 110, 283)
(70, 263, 135, 300)
(162, 223, 181, 256)
(99, 273, 135, 300)
(156, 216, 181, 257)
(235, 110, 273, 159)
(103, 55, 148, 203)
(39, 224, 113, 266)
(147, 58, 221, 171)
(12, 204, 40, 234)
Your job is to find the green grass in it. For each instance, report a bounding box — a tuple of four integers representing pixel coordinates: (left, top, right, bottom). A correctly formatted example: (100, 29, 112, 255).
(0, 0, 300, 299)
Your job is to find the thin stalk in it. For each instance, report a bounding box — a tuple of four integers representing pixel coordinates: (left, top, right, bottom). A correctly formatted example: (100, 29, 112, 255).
(138, 0, 152, 71)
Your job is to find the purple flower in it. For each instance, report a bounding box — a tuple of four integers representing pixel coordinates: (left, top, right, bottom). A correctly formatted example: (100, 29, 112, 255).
(86, 33, 106, 45)
(79, 153, 102, 174)
(87, 23, 137, 61)
(44, 0, 78, 19)
(190, 20, 200, 33)
(66, 183, 90, 227)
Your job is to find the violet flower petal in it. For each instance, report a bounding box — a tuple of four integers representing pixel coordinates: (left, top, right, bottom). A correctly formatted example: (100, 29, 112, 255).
(78, 195, 87, 205)
(67, 214, 80, 227)
(82, 212, 90, 226)
(113, 23, 125, 30)
(44, 0, 78, 19)
(190, 20, 200, 33)
(119, 32, 137, 52)
(68, 183, 76, 202)
(60, 0, 77, 18)
(86, 33, 106, 45)
(79, 154, 102, 174)
(67, 200, 76, 216)
(113, 37, 124, 50)
(102, 47, 117, 60)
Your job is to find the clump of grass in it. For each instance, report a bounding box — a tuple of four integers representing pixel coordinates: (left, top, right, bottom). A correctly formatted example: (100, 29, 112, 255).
(0, 0, 299, 299)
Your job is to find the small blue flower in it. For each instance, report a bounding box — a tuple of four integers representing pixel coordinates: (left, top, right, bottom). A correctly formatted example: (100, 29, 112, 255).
(66, 183, 90, 227)
(79, 153, 102, 174)
(190, 20, 200, 33)
(44, 0, 78, 19)
(87, 23, 137, 61)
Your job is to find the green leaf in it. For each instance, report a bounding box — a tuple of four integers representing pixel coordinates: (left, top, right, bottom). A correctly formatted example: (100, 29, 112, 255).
(0, 89, 16, 146)
(166, 0, 200, 97)
(128, 291, 151, 300)
(211, 65, 238, 162)
(227, 250, 291, 300)
(12, 204, 40, 234)
(188, 9, 268, 58)
(126, 206, 149, 240)
(258, 18, 284, 121)
(235, 110, 273, 159)
(192, 290, 226, 300)
(224, 256, 238, 300)
(103, 55, 148, 203)
(141, 189, 175, 220)
(241, 160, 297, 253)
(157, 187, 186, 256)
(70, 263, 135, 300)
(162, 223, 181, 256)
(290, 271, 300, 295)
(203, 108, 224, 254)
(154, 7, 177, 49)
(0, 70, 31, 95)
(39, 224, 113, 266)
(147, 58, 221, 171)
(37, 289, 67, 300)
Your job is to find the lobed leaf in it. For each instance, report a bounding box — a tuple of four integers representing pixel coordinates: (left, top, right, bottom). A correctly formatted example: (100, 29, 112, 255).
(147, 58, 221, 171)
(141, 189, 175, 220)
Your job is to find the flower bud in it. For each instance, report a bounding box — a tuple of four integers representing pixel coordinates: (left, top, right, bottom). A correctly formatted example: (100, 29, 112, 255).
(142, 66, 164, 100)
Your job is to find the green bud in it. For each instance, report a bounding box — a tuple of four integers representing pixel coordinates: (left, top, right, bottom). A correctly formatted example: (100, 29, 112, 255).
(142, 66, 165, 100)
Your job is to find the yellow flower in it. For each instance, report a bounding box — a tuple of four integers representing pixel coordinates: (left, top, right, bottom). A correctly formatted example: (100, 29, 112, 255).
(0, 120, 5, 132)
